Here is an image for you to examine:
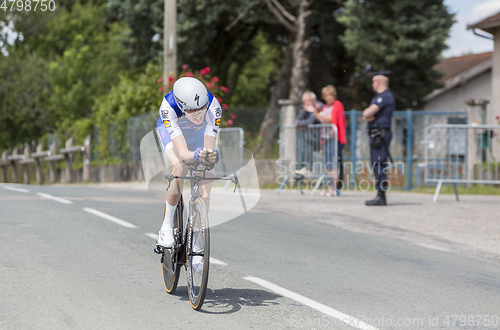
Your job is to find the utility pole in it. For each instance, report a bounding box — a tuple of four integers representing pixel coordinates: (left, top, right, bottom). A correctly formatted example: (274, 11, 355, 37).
(164, 0, 177, 89)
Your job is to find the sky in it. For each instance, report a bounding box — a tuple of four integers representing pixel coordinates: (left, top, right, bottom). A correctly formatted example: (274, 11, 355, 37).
(443, 0, 500, 58)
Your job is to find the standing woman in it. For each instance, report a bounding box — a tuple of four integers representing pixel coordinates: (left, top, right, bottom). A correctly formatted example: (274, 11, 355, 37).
(311, 85, 347, 196)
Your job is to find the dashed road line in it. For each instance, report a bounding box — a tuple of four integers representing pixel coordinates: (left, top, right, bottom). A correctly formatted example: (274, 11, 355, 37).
(2, 186, 30, 193)
(244, 276, 379, 330)
(36, 192, 72, 204)
(83, 208, 138, 228)
(209, 257, 227, 266)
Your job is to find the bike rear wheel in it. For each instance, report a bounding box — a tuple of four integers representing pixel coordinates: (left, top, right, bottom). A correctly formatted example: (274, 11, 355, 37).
(162, 196, 184, 294)
(186, 197, 210, 310)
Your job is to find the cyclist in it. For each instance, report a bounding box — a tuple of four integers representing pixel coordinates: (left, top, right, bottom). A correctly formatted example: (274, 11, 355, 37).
(156, 77, 221, 248)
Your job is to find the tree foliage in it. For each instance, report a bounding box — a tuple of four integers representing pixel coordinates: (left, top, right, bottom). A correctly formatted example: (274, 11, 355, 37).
(0, 52, 50, 149)
(336, 0, 454, 109)
(107, 0, 164, 68)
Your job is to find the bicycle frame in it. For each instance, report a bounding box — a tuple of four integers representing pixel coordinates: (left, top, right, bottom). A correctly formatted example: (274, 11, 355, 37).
(159, 160, 238, 255)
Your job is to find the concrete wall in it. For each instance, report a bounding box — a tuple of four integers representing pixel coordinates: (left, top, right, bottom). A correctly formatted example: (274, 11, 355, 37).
(424, 70, 492, 113)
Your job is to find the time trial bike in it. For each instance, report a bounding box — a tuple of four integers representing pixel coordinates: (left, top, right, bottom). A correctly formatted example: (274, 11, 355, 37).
(154, 160, 237, 310)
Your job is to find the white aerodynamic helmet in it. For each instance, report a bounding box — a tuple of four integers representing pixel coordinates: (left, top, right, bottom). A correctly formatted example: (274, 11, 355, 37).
(172, 77, 209, 112)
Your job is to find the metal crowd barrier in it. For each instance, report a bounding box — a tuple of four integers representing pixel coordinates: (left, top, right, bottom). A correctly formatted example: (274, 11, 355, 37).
(424, 124, 500, 201)
(216, 127, 245, 189)
(277, 124, 338, 195)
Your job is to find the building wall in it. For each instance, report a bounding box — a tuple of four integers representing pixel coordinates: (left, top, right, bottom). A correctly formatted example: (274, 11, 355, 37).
(423, 70, 492, 114)
(493, 28, 500, 125)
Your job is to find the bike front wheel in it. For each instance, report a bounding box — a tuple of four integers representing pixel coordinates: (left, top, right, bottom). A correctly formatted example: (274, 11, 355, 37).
(186, 197, 210, 310)
(162, 197, 183, 294)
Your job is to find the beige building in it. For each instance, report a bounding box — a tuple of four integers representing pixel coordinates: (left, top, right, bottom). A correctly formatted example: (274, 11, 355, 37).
(424, 11, 500, 125)
(424, 52, 492, 115)
(467, 11, 500, 124)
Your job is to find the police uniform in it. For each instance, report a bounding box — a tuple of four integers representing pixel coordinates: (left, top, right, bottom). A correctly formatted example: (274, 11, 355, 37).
(366, 71, 394, 205)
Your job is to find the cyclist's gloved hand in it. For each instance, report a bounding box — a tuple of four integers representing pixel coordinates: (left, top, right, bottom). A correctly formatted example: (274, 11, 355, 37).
(204, 149, 219, 164)
(193, 147, 203, 163)
(212, 150, 219, 163)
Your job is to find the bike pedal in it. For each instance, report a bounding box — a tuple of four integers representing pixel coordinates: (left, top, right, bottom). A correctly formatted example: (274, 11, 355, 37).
(153, 244, 163, 254)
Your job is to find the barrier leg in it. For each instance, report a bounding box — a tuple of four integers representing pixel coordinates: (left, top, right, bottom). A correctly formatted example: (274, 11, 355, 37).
(433, 180, 443, 202)
(453, 183, 459, 202)
(311, 175, 325, 196)
(276, 176, 290, 195)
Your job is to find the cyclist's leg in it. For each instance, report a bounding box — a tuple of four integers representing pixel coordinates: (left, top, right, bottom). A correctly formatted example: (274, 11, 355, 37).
(165, 146, 187, 206)
(157, 125, 187, 247)
(198, 172, 214, 211)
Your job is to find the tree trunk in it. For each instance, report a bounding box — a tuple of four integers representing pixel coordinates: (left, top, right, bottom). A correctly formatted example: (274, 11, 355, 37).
(257, 44, 293, 158)
(289, 0, 311, 102)
(257, 0, 313, 158)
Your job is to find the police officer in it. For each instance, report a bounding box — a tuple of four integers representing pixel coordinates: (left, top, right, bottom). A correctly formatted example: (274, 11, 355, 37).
(363, 71, 394, 206)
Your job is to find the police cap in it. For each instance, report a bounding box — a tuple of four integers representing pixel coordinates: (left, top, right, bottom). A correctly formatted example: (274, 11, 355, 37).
(372, 70, 390, 77)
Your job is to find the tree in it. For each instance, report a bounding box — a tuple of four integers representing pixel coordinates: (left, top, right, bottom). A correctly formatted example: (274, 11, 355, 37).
(106, 0, 264, 88)
(0, 1, 128, 150)
(229, 0, 348, 157)
(336, 0, 454, 109)
(0, 52, 51, 150)
(107, 0, 164, 69)
(307, 0, 356, 105)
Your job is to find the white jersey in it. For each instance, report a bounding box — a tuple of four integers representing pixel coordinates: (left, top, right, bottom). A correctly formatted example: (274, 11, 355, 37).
(156, 91, 221, 140)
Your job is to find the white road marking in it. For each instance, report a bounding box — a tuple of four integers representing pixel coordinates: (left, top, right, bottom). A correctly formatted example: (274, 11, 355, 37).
(2, 186, 30, 193)
(83, 208, 138, 228)
(144, 233, 159, 240)
(36, 192, 72, 204)
(244, 276, 379, 330)
(209, 257, 227, 266)
(144, 233, 227, 265)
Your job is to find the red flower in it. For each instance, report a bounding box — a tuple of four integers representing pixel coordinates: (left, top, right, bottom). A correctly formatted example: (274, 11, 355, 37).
(227, 119, 233, 126)
(222, 104, 229, 109)
(221, 86, 228, 93)
(158, 86, 164, 92)
(212, 76, 219, 83)
(200, 67, 210, 76)
(168, 76, 174, 82)
(187, 72, 194, 77)
(182, 64, 189, 70)
(497, 115, 500, 120)
(205, 82, 213, 89)
(230, 114, 237, 120)
(157, 77, 163, 83)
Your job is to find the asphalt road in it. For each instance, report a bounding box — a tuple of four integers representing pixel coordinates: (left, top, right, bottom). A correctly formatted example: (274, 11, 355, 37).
(1, 183, 500, 330)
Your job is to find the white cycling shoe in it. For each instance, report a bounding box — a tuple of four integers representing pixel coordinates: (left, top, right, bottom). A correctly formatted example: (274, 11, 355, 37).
(157, 223, 175, 248)
(191, 231, 204, 272)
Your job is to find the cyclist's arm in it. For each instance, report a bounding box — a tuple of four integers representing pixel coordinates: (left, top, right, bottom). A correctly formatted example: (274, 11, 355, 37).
(171, 135, 195, 163)
(204, 136, 217, 163)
